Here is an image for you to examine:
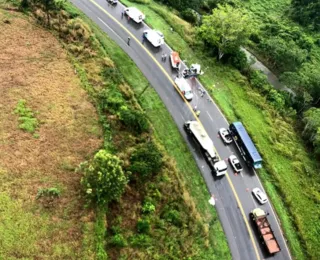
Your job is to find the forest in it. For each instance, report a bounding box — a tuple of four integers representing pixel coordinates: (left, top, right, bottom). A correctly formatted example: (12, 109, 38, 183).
(155, 0, 320, 157)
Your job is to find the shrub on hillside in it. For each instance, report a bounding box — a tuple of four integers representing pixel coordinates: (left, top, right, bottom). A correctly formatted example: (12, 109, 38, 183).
(142, 201, 156, 214)
(248, 70, 270, 92)
(129, 234, 152, 248)
(98, 87, 124, 113)
(110, 234, 127, 247)
(129, 142, 163, 177)
(229, 49, 249, 72)
(161, 208, 182, 227)
(130, 0, 150, 3)
(181, 8, 198, 25)
(303, 108, 320, 156)
(120, 109, 150, 134)
(137, 218, 151, 233)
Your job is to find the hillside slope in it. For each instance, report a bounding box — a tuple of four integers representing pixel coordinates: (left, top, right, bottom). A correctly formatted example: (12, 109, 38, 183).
(0, 9, 102, 258)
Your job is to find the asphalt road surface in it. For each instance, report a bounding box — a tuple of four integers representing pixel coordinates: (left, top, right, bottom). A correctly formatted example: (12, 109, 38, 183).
(70, 0, 292, 259)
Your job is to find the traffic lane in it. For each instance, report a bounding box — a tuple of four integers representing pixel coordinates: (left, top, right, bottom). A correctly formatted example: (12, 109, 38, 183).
(201, 110, 288, 260)
(96, 0, 175, 63)
(71, 1, 261, 258)
(182, 131, 256, 260)
(177, 122, 251, 259)
(190, 77, 290, 259)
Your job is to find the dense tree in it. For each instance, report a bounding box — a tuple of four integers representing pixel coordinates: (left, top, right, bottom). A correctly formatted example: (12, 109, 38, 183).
(259, 37, 308, 72)
(291, 0, 320, 31)
(303, 108, 320, 156)
(80, 150, 128, 205)
(130, 142, 163, 178)
(197, 4, 253, 60)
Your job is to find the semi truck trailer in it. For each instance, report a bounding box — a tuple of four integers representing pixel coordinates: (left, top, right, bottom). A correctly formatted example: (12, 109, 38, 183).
(184, 121, 227, 176)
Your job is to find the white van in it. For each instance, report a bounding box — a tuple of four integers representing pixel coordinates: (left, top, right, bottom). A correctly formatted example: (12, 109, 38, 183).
(143, 30, 164, 47)
(125, 7, 145, 23)
(174, 77, 193, 101)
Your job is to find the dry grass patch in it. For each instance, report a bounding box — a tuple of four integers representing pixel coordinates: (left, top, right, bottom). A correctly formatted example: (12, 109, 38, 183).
(0, 10, 102, 258)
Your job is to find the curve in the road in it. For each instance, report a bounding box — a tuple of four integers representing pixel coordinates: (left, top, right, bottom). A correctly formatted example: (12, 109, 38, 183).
(87, 0, 261, 258)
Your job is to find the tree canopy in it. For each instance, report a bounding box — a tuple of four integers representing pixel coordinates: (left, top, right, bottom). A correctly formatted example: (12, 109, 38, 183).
(303, 108, 320, 156)
(197, 4, 253, 60)
(291, 0, 320, 31)
(80, 150, 128, 206)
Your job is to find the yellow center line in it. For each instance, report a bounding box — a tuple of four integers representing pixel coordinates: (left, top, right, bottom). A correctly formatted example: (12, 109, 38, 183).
(87, 1, 261, 259)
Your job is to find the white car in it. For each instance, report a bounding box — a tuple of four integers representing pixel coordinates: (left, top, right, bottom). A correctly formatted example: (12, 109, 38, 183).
(229, 155, 243, 172)
(125, 7, 145, 23)
(252, 187, 268, 204)
(143, 30, 164, 47)
(218, 128, 232, 144)
(174, 77, 193, 101)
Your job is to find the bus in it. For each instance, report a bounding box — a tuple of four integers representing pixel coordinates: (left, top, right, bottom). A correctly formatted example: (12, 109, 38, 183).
(229, 122, 262, 169)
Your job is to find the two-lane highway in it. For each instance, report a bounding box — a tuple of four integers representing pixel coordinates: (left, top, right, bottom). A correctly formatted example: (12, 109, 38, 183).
(70, 1, 292, 259)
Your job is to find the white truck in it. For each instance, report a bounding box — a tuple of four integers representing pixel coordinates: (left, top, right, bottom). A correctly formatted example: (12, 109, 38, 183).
(125, 7, 145, 23)
(174, 77, 193, 101)
(143, 30, 164, 47)
(184, 121, 227, 176)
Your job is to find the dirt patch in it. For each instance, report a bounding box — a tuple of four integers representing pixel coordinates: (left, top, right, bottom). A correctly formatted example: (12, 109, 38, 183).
(0, 10, 102, 258)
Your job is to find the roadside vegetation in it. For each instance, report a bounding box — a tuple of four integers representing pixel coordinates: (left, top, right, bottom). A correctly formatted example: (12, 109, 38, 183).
(0, 0, 230, 259)
(120, 0, 320, 259)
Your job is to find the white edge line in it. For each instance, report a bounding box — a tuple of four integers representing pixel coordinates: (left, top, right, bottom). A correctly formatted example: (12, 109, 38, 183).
(206, 111, 213, 121)
(98, 17, 125, 43)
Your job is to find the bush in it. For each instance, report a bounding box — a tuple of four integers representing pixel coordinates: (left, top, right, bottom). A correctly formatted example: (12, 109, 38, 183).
(130, 142, 163, 177)
(130, 0, 150, 3)
(142, 201, 156, 214)
(137, 218, 151, 233)
(36, 187, 61, 199)
(110, 234, 127, 247)
(101, 67, 123, 85)
(229, 49, 249, 72)
(130, 234, 151, 248)
(97, 87, 125, 113)
(80, 150, 128, 205)
(248, 70, 270, 92)
(120, 109, 150, 134)
(181, 8, 198, 25)
(161, 209, 182, 227)
(129, 161, 152, 178)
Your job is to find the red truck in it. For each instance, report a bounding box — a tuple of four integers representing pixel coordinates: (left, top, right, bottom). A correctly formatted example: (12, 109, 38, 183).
(250, 208, 281, 255)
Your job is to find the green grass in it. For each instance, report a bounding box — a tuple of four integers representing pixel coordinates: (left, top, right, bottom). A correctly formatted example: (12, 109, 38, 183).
(115, 1, 320, 259)
(0, 192, 48, 258)
(67, 3, 231, 259)
(14, 99, 39, 134)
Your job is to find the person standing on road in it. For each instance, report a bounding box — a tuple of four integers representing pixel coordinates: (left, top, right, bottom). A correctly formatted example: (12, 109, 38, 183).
(161, 53, 165, 61)
(127, 36, 131, 46)
(164, 54, 167, 62)
(121, 11, 124, 18)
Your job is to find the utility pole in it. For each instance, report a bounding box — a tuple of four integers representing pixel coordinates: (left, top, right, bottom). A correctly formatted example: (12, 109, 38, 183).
(137, 84, 150, 100)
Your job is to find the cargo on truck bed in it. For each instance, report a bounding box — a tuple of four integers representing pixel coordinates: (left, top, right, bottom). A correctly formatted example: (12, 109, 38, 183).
(250, 208, 281, 255)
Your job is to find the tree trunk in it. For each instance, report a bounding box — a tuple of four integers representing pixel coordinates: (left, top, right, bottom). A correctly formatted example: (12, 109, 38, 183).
(218, 48, 224, 60)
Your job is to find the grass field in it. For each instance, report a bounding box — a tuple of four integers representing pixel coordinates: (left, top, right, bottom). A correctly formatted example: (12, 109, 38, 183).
(0, 9, 102, 258)
(118, 1, 320, 259)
